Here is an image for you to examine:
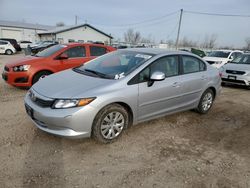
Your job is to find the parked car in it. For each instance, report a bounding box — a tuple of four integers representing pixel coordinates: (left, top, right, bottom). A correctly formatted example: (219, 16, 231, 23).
(18, 41, 33, 49)
(0, 38, 21, 51)
(2, 43, 116, 87)
(0, 40, 16, 55)
(221, 53, 250, 88)
(203, 50, 243, 68)
(24, 49, 221, 143)
(29, 42, 58, 55)
(29, 41, 56, 48)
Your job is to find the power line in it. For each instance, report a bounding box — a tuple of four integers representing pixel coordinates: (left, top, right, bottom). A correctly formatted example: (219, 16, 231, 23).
(184, 10, 250, 18)
(76, 10, 179, 28)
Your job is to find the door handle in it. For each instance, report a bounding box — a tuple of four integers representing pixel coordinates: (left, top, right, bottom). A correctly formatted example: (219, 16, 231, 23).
(172, 82, 180, 88)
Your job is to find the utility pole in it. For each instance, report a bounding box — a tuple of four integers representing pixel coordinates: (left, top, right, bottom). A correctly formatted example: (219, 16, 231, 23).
(75, 15, 78, 25)
(175, 9, 183, 50)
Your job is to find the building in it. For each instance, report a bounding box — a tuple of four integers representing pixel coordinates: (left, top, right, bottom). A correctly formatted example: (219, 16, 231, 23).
(0, 20, 54, 42)
(38, 24, 113, 45)
(0, 20, 113, 45)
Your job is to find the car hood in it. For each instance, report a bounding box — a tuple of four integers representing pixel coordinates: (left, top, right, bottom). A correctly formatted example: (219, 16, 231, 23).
(5, 56, 44, 67)
(32, 69, 117, 99)
(203, 56, 228, 62)
(223, 63, 250, 71)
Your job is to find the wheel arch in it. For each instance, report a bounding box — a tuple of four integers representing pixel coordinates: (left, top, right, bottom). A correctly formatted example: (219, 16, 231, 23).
(31, 69, 54, 84)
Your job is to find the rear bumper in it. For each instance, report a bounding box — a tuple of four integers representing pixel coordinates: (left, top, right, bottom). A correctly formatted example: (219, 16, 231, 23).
(24, 93, 98, 138)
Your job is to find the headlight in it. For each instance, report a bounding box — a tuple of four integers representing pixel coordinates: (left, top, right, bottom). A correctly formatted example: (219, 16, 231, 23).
(13, 65, 30, 72)
(52, 98, 96, 109)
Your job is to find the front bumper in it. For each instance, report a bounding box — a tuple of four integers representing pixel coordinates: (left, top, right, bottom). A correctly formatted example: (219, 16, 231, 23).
(24, 93, 98, 138)
(221, 73, 250, 86)
(2, 70, 31, 87)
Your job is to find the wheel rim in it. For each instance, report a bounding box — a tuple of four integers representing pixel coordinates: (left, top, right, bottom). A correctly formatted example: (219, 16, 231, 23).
(202, 92, 213, 111)
(101, 111, 125, 140)
(6, 50, 11, 55)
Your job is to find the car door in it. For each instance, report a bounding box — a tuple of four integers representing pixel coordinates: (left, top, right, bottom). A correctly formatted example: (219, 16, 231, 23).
(177, 55, 208, 106)
(137, 55, 183, 122)
(57, 46, 90, 71)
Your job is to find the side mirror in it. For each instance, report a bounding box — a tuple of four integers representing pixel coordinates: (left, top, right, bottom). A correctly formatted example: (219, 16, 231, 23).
(148, 71, 165, 87)
(58, 53, 68, 60)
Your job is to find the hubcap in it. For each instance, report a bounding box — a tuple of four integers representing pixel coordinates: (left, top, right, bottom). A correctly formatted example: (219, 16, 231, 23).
(101, 111, 125, 140)
(202, 92, 213, 111)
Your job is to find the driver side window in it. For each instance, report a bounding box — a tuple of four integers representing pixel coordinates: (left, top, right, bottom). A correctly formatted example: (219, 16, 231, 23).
(139, 56, 179, 82)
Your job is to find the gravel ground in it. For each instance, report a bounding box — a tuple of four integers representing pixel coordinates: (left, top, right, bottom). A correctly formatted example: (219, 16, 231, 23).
(0, 54, 250, 188)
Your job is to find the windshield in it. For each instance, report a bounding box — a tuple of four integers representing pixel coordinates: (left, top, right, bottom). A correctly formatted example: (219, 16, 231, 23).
(230, 54, 250, 64)
(35, 44, 67, 57)
(74, 50, 153, 79)
(208, 51, 230, 58)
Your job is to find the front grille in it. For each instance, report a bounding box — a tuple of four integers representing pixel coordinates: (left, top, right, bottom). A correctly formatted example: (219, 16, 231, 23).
(4, 66, 9, 72)
(222, 78, 246, 85)
(29, 90, 54, 107)
(35, 98, 54, 107)
(226, 70, 245, 75)
(206, 61, 215, 65)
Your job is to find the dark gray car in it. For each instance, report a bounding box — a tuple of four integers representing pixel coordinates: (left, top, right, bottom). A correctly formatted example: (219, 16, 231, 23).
(24, 49, 221, 143)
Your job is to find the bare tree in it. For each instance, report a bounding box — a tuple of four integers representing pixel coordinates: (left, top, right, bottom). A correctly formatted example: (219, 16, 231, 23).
(245, 37, 250, 50)
(56, 22, 65, 27)
(202, 34, 217, 49)
(124, 29, 141, 44)
(179, 37, 198, 48)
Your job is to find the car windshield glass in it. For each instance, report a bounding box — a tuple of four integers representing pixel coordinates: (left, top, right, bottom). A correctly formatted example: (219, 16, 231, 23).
(208, 51, 230, 58)
(35, 44, 66, 57)
(230, 54, 250, 64)
(74, 50, 153, 79)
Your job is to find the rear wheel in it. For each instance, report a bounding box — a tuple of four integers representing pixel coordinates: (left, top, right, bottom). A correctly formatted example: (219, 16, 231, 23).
(92, 104, 129, 143)
(32, 71, 52, 85)
(196, 89, 214, 114)
(5, 49, 13, 55)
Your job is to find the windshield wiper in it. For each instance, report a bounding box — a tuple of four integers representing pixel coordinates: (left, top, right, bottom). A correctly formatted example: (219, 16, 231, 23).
(84, 69, 112, 79)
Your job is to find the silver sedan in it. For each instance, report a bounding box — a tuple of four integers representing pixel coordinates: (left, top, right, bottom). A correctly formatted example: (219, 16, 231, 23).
(24, 49, 221, 143)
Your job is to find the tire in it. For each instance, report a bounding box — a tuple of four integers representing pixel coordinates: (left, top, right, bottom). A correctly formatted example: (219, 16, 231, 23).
(32, 71, 52, 85)
(5, 49, 13, 55)
(92, 104, 129, 144)
(196, 89, 214, 114)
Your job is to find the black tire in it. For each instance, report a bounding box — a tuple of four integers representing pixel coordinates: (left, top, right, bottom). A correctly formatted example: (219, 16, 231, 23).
(32, 71, 52, 85)
(5, 49, 13, 55)
(92, 104, 129, 144)
(196, 89, 214, 114)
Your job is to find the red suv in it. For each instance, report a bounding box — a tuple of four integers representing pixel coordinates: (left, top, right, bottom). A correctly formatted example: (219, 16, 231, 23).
(2, 43, 116, 87)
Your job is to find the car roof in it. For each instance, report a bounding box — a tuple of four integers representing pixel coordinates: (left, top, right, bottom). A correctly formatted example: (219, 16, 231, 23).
(119, 48, 194, 56)
(63, 42, 110, 47)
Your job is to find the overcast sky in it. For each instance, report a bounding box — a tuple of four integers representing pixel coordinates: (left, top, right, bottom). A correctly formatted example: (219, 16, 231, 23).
(0, 0, 249, 47)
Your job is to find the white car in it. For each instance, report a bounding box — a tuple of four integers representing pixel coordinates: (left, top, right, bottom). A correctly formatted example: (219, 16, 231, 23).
(0, 40, 16, 55)
(18, 41, 32, 49)
(221, 53, 250, 88)
(203, 50, 243, 68)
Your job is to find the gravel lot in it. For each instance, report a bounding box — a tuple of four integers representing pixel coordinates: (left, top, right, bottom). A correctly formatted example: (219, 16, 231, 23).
(0, 54, 250, 188)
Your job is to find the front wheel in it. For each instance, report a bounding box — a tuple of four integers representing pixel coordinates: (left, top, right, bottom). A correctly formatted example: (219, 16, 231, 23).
(32, 71, 52, 85)
(196, 89, 214, 114)
(92, 104, 129, 143)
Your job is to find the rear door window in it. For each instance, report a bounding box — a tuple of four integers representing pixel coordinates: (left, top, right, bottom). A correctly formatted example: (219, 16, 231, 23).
(182, 56, 206, 74)
(64, 46, 86, 58)
(90, 46, 107, 56)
